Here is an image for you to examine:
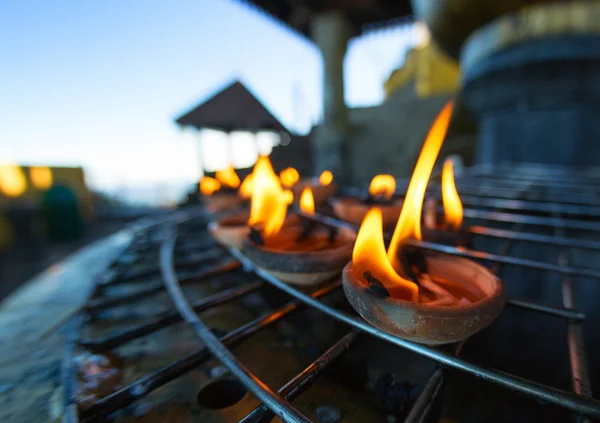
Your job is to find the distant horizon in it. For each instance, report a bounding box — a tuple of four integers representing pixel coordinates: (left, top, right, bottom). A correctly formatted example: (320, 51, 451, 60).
(1, 0, 417, 204)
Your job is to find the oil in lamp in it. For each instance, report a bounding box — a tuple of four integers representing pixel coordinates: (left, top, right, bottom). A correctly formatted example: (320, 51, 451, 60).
(331, 174, 403, 228)
(242, 166, 355, 286)
(342, 102, 505, 344)
(291, 170, 338, 207)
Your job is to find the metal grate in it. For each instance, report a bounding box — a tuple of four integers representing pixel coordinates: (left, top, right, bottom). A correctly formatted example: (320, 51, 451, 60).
(63, 162, 600, 422)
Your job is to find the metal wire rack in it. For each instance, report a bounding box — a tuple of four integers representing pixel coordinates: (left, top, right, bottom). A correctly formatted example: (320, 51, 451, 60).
(63, 162, 600, 422)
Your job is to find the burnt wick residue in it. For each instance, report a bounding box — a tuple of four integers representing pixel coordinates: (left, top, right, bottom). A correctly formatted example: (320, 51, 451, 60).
(249, 227, 265, 246)
(399, 246, 428, 286)
(364, 271, 390, 298)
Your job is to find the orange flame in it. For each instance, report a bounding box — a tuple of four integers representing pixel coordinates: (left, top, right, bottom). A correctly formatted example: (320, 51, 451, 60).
(368, 174, 396, 200)
(319, 170, 333, 186)
(0, 164, 27, 197)
(215, 166, 240, 189)
(442, 158, 463, 231)
(352, 209, 418, 301)
(280, 167, 299, 188)
(299, 188, 315, 215)
(29, 167, 53, 190)
(199, 177, 221, 196)
(248, 156, 290, 239)
(352, 101, 453, 299)
(239, 173, 254, 199)
(387, 101, 453, 274)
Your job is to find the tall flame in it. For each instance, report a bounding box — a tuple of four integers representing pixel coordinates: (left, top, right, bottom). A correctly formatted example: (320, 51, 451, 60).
(442, 158, 463, 230)
(215, 166, 240, 189)
(280, 167, 299, 188)
(199, 177, 221, 196)
(368, 174, 396, 200)
(239, 173, 254, 199)
(30, 167, 53, 190)
(353, 209, 419, 301)
(387, 101, 453, 274)
(0, 164, 27, 197)
(319, 170, 333, 186)
(352, 102, 453, 300)
(248, 156, 290, 239)
(299, 188, 315, 215)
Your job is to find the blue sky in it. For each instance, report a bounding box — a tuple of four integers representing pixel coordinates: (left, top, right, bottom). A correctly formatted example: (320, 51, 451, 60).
(0, 0, 414, 201)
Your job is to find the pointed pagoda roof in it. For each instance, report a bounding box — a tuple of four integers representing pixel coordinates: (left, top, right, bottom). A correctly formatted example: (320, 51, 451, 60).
(175, 80, 288, 133)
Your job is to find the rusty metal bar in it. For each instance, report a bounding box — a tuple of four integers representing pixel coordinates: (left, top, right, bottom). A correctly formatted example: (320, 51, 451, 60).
(468, 226, 600, 252)
(87, 260, 240, 312)
(238, 332, 359, 423)
(80, 280, 264, 351)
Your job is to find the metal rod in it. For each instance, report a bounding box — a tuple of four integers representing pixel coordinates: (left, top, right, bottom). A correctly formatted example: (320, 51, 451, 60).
(553, 218, 593, 403)
(560, 254, 592, 398)
(87, 260, 240, 312)
(455, 184, 600, 207)
(455, 195, 600, 218)
(404, 368, 444, 423)
(80, 281, 264, 351)
(506, 299, 585, 321)
(462, 209, 600, 233)
(239, 332, 358, 423)
(229, 248, 600, 418)
(161, 231, 313, 423)
(410, 240, 600, 280)
(468, 226, 600, 252)
(103, 248, 225, 286)
(80, 280, 342, 422)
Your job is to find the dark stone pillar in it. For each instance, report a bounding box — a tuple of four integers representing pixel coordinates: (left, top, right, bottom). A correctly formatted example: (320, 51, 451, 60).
(311, 12, 352, 181)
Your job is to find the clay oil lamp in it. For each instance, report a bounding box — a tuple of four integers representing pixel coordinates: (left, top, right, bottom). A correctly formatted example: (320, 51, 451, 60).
(200, 166, 242, 213)
(208, 161, 260, 248)
(422, 158, 471, 247)
(241, 163, 355, 286)
(331, 174, 403, 228)
(342, 102, 505, 345)
(292, 170, 338, 207)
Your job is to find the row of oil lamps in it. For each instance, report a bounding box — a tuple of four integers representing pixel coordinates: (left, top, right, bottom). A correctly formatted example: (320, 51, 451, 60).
(198, 102, 505, 346)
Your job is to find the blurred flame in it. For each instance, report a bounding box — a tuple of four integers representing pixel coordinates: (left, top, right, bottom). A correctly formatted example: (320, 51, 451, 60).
(442, 159, 463, 230)
(239, 173, 254, 199)
(352, 209, 418, 301)
(215, 166, 240, 189)
(248, 156, 290, 239)
(29, 167, 53, 190)
(199, 177, 221, 196)
(319, 170, 333, 186)
(368, 174, 396, 200)
(0, 164, 27, 197)
(280, 167, 299, 188)
(387, 101, 453, 274)
(299, 188, 315, 215)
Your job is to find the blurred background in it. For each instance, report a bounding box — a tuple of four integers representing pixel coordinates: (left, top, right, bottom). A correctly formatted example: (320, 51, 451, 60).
(0, 0, 465, 300)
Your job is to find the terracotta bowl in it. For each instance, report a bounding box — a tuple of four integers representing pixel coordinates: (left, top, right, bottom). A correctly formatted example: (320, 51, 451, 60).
(203, 192, 242, 213)
(242, 224, 355, 286)
(208, 211, 250, 248)
(331, 196, 403, 227)
(342, 254, 505, 344)
(292, 180, 338, 207)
